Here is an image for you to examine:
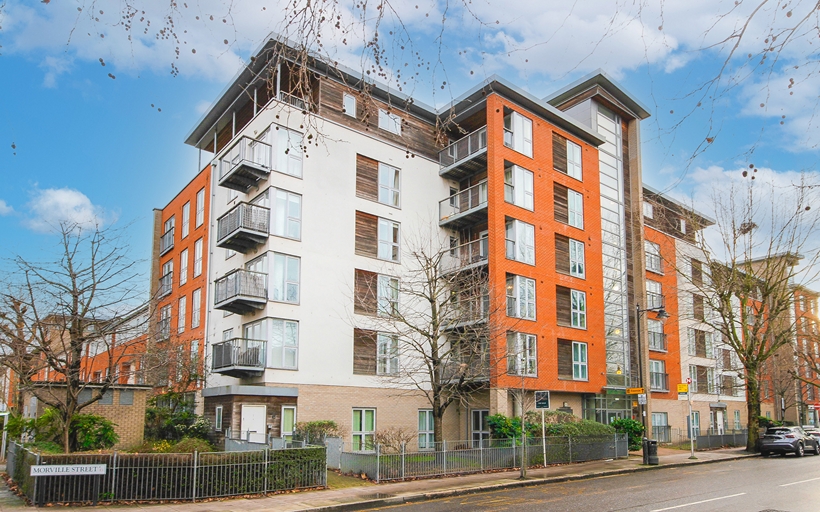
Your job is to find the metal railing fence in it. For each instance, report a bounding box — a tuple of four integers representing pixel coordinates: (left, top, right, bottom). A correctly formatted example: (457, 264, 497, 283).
(661, 428, 748, 450)
(6, 441, 325, 506)
(438, 126, 487, 168)
(214, 269, 267, 305)
(159, 228, 174, 255)
(217, 202, 270, 243)
(336, 435, 627, 482)
(439, 181, 488, 221)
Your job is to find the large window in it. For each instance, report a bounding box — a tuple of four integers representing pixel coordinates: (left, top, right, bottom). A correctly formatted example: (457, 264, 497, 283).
(688, 328, 714, 358)
(569, 239, 585, 278)
(378, 109, 401, 135)
(554, 183, 583, 229)
(191, 289, 201, 328)
(553, 132, 582, 180)
(568, 189, 584, 229)
(507, 332, 537, 376)
(181, 202, 190, 239)
(272, 253, 300, 304)
(178, 296, 186, 334)
(642, 201, 653, 219)
(647, 319, 665, 351)
(645, 241, 662, 273)
(377, 275, 399, 317)
(272, 128, 304, 178)
(196, 188, 205, 227)
(572, 341, 588, 380)
(418, 410, 434, 450)
(503, 109, 533, 157)
(194, 238, 203, 277)
(571, 290, 587, 329)
(504, 164, 534, 210)
(244, 318, 298, 369)
(505, 219, 535, 265)
(272, 188, 302, 240)
(377, 333, 399, 375)
(566, 140, 582, 180)
(352, 409, 376, 451)
(506, 275, 536, 320)
(646, 280, 663, 309)
(378, 163, 400, 207)
(179, 249, 188, 286)
(378, 218, 400, 262)
(282, 406, 297, 440)
(649, 360, 667, 391)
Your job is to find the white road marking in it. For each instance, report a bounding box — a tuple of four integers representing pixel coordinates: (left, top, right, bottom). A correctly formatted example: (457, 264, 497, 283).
(779, 476, 820, 487)
(650, 493, 746, 511)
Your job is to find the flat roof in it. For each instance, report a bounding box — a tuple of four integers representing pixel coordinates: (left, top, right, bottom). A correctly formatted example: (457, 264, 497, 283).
(543, 69, 651, 120)
(643, 184, 716, 225)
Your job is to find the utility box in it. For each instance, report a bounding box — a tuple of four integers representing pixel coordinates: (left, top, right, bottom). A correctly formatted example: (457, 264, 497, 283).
(642, 437, 659, 465)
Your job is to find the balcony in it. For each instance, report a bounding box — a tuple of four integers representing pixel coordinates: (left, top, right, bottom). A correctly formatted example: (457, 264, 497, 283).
(218, 136, 272, 192)
(439, 126, 488, 180)
(648, 332, 667, 352)
(447, 295, 489, 328)
(159, 228, 174, 256)
(440, 353, 489, 382)
(214, 269, 268, 315)
(216, 202, 270, 253)
(443, 238, 488, 272)
(212, 338, 266, 377)
(439, 181, 488, 228)
(158, 272, 173, 298)
(649, 372, 669, 392)
(278, 91, 310, 111)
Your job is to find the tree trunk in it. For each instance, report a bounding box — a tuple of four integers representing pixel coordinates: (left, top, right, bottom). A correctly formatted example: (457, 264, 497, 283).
(433, 396, 444, 444)
(746, 370, 762, 453)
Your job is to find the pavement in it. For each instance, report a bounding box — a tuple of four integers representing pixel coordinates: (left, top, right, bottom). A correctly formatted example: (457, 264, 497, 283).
(0, 447, 756, 511)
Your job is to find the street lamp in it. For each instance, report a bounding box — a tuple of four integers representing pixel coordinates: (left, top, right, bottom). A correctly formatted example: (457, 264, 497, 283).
(635, 303, 670, 438)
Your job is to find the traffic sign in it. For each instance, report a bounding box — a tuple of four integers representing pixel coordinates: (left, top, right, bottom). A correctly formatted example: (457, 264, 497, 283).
(677, 383, 689, 393)
(637, 394, 647, 405)
(535, 390, 551, 410)
(627, 387, 645, 395)
(686, 377, 692, 384)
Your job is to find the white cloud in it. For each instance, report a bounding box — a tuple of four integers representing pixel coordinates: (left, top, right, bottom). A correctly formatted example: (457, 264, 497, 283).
(24, 188, 107, 233)
(0, 200, 13, 216)
(39, 55, 72, 88)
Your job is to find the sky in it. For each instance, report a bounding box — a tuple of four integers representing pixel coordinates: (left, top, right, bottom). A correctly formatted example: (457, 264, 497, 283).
(2, 0, 820, 288)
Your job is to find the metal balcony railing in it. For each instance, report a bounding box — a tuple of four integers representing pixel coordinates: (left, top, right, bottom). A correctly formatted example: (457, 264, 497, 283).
(451, 295, 490, 325)
(214, 269, 267, 314)
(439, 353, 490, 381)
(158, 272, 173, 298)
(439, 126, 487, 168)
(649, 372, 669, 391)
(212, 338, 266, 373)
(159, 228, 174, 256)
(278, 91, 309, 111)
(646, 292, 664, 310)
(439, 181, 488, 224)
(648, 331, 667, 352)
(216, 202, 270, 252)
(218, 136, 272, 191)
(445, 238, 488, 271)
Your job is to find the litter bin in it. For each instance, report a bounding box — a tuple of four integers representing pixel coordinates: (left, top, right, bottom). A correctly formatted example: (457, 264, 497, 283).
(642, 437, 659, 465)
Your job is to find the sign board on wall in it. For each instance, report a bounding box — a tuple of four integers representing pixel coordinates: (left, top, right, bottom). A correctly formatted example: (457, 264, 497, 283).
(31, 464, 107, 477)
(535, 391, 550, 410)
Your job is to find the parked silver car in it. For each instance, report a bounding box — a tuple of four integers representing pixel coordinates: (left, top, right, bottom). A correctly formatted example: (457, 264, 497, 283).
(761, 426, 820, 457)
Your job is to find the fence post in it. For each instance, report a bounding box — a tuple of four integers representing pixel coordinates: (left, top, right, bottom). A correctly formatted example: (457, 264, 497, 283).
(192, 451, 198, 503)
(401, 442, 406, 481)
(110, 451, 118, 502)
(264, 448, 269, 495)
(375, 444, 380, 483)
(34, 450, 41, 507)
(512, 436, 516, 467)
(443, 440, 447, 475)
(479, 441, 483, 471)
(614, 434, 618, 459)
(568, 436, 572, 463)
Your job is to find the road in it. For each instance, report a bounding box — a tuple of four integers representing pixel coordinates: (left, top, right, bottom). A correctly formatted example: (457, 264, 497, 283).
(370, 455, 820, 511)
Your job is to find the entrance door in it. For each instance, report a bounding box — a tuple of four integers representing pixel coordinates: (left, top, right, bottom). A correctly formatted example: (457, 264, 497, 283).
(471, 409, 489, 447)
(606, 411, 625, 424)
(241, 404, 267, 443)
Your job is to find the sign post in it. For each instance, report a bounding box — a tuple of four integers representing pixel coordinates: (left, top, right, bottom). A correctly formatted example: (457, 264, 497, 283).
(535, 391, 550, 467)
(684, 378, 696, 459)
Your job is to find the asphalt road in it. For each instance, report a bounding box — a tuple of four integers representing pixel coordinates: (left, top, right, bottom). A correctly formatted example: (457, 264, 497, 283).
(371, 454, 820, 511)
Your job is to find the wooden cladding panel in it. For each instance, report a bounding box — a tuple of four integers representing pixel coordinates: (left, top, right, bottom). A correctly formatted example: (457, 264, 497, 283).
(554, 234, 570, 275)
(692, 259, 703, 286)
(318, 78, 439, 159)
(556, 286, 571, 327)
(234, 99, 255, 136)
(553, 132, 568, 174)
(354, 269, 378, 316)
(356, 155, 379, 202)
(353, 328, 377, 375)
(693, 294, 704, 321)
(355, 211, 378, 258)
(553, 183, 569, 224)
(557, 339, 573, 379)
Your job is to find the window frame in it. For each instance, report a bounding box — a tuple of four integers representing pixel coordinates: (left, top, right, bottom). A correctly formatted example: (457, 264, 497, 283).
(569, 239, 585, 278)
(271, 252, 301, 304)
(378, 109, 402, 135)
(272, 188, 302, 240)
(196, 188, 205, 227)
(503, 164, 534, 211)
(568, 189, 584, 229)
(191, 288, 201, 328)
(194, 238, 203, 277)
(352, 408, 376, 451)
(376, 333, 399, 375)
(506, 274, 536, 320)
(505, 219, 535, 265)
(378, 163, 401, 208)
(566, 140, 582, 180)
(570, 289, 587, 329)
(181, 202, 190, 239)
(377, 218, 401, 262)
(178, 295, 186, 334)
(645, 241, 662, 274)
(642, 201, 653, 219)
(179, 248, 188, 286)
(507, 332, 537, 377)
(572, 341, 588, 380)
(343, 93, 357, 117)
(377, 274, 399, 317)
(268, 318, 299, 370)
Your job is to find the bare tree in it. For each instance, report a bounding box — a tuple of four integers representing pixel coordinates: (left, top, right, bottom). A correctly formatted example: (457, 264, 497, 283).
(0, 222, 152, 452)
(678, 174, 820, 451)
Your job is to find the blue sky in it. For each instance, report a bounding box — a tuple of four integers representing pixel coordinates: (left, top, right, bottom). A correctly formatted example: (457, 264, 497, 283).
(1, 0, 819, 285)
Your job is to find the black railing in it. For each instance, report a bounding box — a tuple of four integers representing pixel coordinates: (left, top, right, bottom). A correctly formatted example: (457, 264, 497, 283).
(648, 331, 667, 352)
(217, 202, 270, 242)
(650, 372, 669, 391)
(159, 228, 174, 255)
(212, 338, 266, 370)
(158, 272, 173, 298)
(214, 269, 267, 305)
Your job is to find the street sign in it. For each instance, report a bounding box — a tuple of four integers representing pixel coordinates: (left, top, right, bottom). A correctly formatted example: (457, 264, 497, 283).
(31, 464, 107, 477)
(535, 390, 550, 410)
(627, 387, 645, 395)
(637, 393, 647, 405)
(677, 383, 689, 393)
(686, 377, 692, 384)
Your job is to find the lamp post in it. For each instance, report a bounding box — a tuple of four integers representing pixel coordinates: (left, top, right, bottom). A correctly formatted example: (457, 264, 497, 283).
(635, 303, 670, 438)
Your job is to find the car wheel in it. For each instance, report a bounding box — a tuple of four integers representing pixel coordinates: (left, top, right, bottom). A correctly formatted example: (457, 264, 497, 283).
(796, 443, 805, 457)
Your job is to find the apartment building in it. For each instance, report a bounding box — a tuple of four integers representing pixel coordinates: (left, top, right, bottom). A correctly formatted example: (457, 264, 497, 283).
(641, 187, 747, 439)
(180, 36, 653, 446)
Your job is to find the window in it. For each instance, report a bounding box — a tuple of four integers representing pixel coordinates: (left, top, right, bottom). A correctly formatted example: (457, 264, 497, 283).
(377, 333, 399, 375)
(282, 406, 297, 440)
(554, 183, 583, 228)
(568, 189, 584, 229)
(194, 238, 203, 277)
(378, 218, 400, 262)
(272, 253, 300, 303)
(734, 410, 741, 430)
(505, 219, 535, 265)
(506, 275, 536, 320)
(571, 290, 587, 329)
(352, 408, 376, 451)
(196, 188, 205, 227)
(418, 410, 434, 450)
(269, 319, 299, 369)
(274, 128, 304, 177)
(554, 235, 584, 278)
(649, 360, 667, 391)
(377, 275, 399, 317)
(272, 189, 301, 240)
(648, 319, 665, 351)
(507, 332, 537, 376)
(191, 289, 201, 328)
(573, 341, 588, 380)
(643, 201, 654, 219)
(566, 140, 582, 180)
(378, 163, 401, 207)
(569, 239, 585, 278)
(687, 328, 713, 358)
(215, 406, 223, 431)
(119, 390, 134, 406)
(503, 109, 533, 157)
(558, 339, 586, 380)
(646, 280, 663, 309)
(645, 241, 662, 273)
(159, 305, 171, 340)
(180, 249, 188, 286)
(164, 215, 175, 234)
(178, 296, 186, 334)
(471, 409, 490, 447)
(190, 339, 199, 362)
(553, 132, 582, 180)
(160, 259, 173, 296)
(378, 109, 401, 135)
(182, 202, 190, 239)
(691, 410, 701, 437)
(343, 93, 356, 117)
(504, 164, 534, 210)
(680, 218, 687, 234)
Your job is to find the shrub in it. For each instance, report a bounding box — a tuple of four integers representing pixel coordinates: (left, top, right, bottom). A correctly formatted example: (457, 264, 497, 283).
(294, 420, 342, 443)
(6, 413, 30, 440)
(373, 426, 415, 453)
(489, 411, 614, 441)
(144, 393, 210, 442)
(487, 413, 524, 439)
(610, 418, 645, 451)
(172, 437, 216, 453)
(758, 415, 782, 429)
(71, 414, 119, 451)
